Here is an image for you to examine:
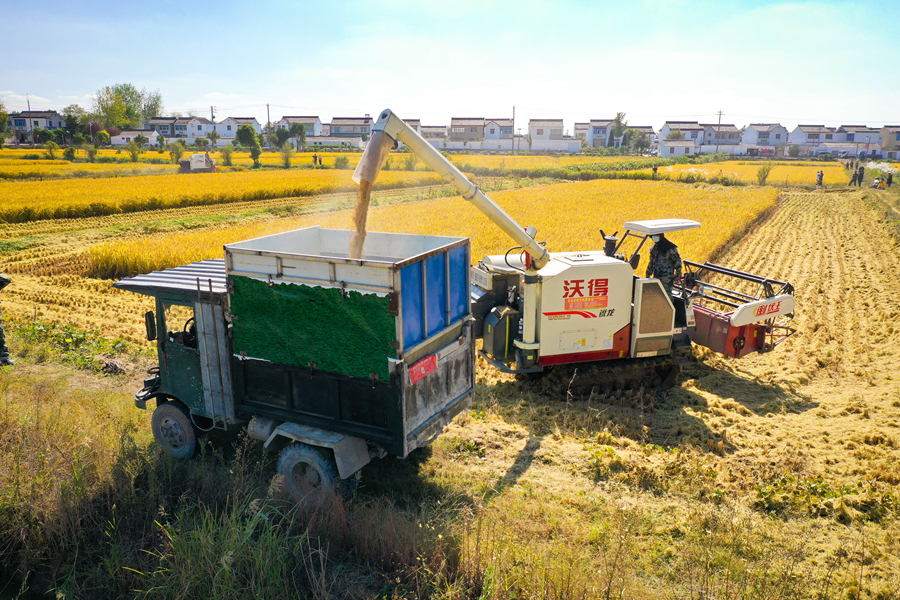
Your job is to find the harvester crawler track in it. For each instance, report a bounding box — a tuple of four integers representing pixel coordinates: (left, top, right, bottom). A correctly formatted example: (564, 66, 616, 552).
(537, 356, 680, 409)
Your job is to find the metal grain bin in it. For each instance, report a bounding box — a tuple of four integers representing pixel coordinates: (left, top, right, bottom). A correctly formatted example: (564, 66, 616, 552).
(224, 226, 474, 457)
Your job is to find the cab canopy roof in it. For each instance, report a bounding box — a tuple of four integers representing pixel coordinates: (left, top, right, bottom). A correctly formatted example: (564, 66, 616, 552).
(623, 219, 701, 235)
(113, 259, 227, 302)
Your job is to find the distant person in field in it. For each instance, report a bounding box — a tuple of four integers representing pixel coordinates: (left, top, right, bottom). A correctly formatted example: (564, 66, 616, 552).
(646, 233, 682, 295)
(857, 166, 865, 186)
(888, 173, 893, 188)
(816, 171, 823, 186)
(849, 170, 858, 186)
(312, 153, 318, 165)
(0, 274, 12, 366)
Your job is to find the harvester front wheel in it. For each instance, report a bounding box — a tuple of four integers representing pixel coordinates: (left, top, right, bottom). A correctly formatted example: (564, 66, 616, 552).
(277, 442, 356, 502)
(151, 401, 198, 459)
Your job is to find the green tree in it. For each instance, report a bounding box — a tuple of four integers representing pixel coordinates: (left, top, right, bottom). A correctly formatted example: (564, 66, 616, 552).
(289, 123, 307, 151)
(156, 135, 166, 147)
(236, 124, 262, 167)
(96, 130, 110, 146)
(168, 143, 185, 164)
(208, 129, 220, 148)
(93, 83, 164, 129)
(279, 141, 294, 168)
(631, 131, 651, 154)
(757, 162, 775, 185)
(62, 104, 89, 135)
(82, 144, 98, 162)
(63, 146, 76, 161)
(220, 145, 234, 166)
(45, 141, 60, 159)
(610, 112, 627, 147)
(334, 155, 350, 169)
(249, 142, 262, 167)
(788, 145, 801, 158)
(235, 124, 257, 148)
(273, 128, 292, 148)
(0, 100, 11, 147)
(666, 129, 686, 140)
(135, 134, 149, 146)
(125, 141, 141, 162)
(34, 127, 53, 144)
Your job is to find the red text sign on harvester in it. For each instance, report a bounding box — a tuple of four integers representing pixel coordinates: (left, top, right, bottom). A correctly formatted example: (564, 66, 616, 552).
(563, 278, 608, 310)
(729, 294, 795, 327)
(754, 301, 782, 317)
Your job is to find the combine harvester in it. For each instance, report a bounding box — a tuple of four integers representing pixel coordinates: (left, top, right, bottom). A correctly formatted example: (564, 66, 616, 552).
(115, 109, 795, 498)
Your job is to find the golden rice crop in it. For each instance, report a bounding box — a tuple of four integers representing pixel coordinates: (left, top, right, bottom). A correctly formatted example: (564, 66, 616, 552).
(449, 155, 642, 169)
(88, 179, 778, 277)
(0, 169, 444, 222)
(657, 161, 850, 185)
(0, 161, 178, 179)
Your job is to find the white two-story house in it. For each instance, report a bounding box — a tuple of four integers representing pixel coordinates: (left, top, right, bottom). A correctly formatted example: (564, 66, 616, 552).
(742, 124, 788, 149)
(217, 117, 263, 142)
(7, 110, 66, 143)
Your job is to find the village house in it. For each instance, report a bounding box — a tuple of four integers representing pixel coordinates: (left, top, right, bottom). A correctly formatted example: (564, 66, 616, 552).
(741, 124, 788, 147)
(329, 116, 372, 138)
(421, 125, 448, 139)
(217, 117, 263, 140)
(880, 125, 900, 159)
(482, 118, 514, 150)
(110, 129, 157, 146)
(450, 118, 484, 142)
(6, 110, 66, 143)
(146, 117, 176, 139)
(586, 119, 613, 148)
(275, 116, 323, 137)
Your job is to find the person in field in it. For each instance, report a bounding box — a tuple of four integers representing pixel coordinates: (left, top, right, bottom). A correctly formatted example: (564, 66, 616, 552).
(888, 173, 894, 188)
(849, 170, 858, 186)
(646, 233, 682, 294)
(816, 171, 823, 186)
(857, 166, 865, 186)
(0, 273, 12, 366)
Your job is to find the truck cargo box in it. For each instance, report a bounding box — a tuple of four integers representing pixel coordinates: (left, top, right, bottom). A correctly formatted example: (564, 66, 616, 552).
(225, 226, 474, 457)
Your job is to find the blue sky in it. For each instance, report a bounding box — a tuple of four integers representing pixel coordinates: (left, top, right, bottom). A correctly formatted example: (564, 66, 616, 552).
(3, 0, 898, 132)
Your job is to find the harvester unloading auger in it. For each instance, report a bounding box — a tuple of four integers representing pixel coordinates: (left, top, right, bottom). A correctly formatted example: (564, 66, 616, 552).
(356, 109, 797, 404)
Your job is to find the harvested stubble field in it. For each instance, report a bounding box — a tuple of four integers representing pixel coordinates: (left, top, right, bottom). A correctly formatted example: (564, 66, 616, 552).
(1, 173, 900, 598)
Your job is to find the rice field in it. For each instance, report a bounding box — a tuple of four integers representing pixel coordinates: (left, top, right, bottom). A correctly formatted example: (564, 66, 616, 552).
(656, 161, 851, 185)
(0, 169, 444, 222)
(87, 179, 779, 277)
(447, 154, 649, 169)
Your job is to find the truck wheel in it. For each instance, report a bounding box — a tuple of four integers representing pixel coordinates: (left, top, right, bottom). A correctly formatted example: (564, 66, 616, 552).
(151, 402, 198, 459)
(277, 443, 357, 502)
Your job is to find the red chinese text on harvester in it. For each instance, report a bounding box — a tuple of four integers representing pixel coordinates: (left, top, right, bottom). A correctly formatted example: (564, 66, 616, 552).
(563, 278, 609, 310)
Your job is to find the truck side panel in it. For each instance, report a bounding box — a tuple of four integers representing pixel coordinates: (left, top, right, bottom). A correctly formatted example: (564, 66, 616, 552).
(232, 356, 401, 454)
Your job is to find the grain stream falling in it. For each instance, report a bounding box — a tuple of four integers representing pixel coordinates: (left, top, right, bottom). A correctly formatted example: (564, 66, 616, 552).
(349, 179, 372, 259)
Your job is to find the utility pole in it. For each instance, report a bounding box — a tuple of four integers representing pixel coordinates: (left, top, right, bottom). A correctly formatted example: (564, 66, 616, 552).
(210, 106, 216, 121)
(512, 105, 515, 154)
(715, 109, 723, 154)
(266, 103, 271, 126)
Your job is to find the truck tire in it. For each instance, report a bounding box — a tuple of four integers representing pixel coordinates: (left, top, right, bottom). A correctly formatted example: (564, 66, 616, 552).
(151, 401, 198, 459)
(276, 442, 357, 502)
